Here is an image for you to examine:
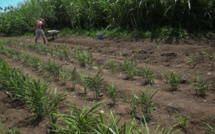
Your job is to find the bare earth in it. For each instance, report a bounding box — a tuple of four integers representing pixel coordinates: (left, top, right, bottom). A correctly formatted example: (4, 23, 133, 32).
(0, 35, 215, 134)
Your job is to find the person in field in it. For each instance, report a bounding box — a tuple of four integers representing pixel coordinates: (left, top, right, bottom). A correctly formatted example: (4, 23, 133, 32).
(35, 18, 46, 44)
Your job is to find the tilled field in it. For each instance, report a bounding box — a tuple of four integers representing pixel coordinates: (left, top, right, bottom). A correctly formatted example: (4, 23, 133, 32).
(0, 36, 215, 134)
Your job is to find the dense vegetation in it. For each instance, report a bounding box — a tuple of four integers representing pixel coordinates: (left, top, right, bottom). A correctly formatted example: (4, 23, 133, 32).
(0, 0, 214, 37)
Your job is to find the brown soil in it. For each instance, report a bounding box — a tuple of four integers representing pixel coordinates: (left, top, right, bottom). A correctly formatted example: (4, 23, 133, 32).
(0, 35, 215, 134)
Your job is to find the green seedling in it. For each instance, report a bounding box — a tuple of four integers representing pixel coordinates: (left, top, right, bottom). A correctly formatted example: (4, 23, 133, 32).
(85, 69, 104, 100)
(121, 60, 138, 79)
(137, 89, 158, 121)
(51, 101, 103, 133)
(186, 56, 198, 68)
(165, 72, 182, 90)
(69, 67, 79, 90)
(193, 75, 210, 96)
(174, 111, 189, 129)
(125, 91, 139, 117)
(107, 60, 117, 74)
(142, 66, 154, 85)
(60, 70, 70, 85)
(78, 72, 88, 94)
(203, 116, 215, 134)
(107, 82, 119, 105)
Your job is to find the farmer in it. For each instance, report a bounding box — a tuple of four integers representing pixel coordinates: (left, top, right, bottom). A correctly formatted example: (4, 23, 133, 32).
(35, 18, 46, 44)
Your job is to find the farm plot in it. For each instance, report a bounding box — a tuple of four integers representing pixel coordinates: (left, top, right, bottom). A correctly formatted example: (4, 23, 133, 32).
(0, 36, 215, 134)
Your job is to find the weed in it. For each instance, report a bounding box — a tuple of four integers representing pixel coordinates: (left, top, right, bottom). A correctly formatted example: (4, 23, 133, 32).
(193, 75, 210, 96)
(165, 72, 182, 90)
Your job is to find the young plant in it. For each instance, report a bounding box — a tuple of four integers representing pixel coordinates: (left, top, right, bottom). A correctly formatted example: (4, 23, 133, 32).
(174, 111, 189, 129)
(30, 57, 41, 70)
(107, 60, 117, 74)
(137, 88, 158, 121)
(203, 116, 215, 134)
(69, 67, 79, 90)
(55, 51, 64, 60)
(46, 59, 63, 80)
(60, 70, 70, 85)
(63, 46, 71, 61)
(193, 75, 210, 96)
(78, 72, 88, 94)
(85, 69, 104, 100)
(211, 52, 215, 70)
(51, 101, 103, 133)
(165, 72, 182, 90)
(125, 91, 139, 117)
(94, 111, 136, 134)
(107, 82, 119, 105)
(141, 66, 154, 85)
(121, 60, 138, 79)
(186, 56, 198, 68)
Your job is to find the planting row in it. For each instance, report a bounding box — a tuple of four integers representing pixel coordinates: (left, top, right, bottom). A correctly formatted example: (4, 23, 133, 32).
(0, 53, 183, 133)
(1, 40, 212, 97)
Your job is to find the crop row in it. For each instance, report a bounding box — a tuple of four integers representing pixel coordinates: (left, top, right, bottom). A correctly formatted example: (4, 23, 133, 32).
(0, 48, 182, 134)
(1, 40, 213, 97)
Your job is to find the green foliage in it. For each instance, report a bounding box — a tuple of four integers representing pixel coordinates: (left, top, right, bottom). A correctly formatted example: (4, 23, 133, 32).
(1, 0, 213, 38)
(69, 67, 79, 90)
(94, 111, 136, 134)
(45, 59, 63, 80)
(193, 75, 211, 96)
(76, 50, 93, 68)
(107, 60, 117, 74)
(85, 69, 104, 100)
(51, 101, 103, 134)
(137, 89, 159, 121)
(125, 91, 139, 117)
(204, 116, 215, 134)
(174, 111, 189, 129)
(141, 66, 154, 85)
(121, 60, 138, 79)
(59, 70, 70, 85)
(186, 56, 199, 67)
(165, 72, 182, 90)
(107, 82, 119, 105)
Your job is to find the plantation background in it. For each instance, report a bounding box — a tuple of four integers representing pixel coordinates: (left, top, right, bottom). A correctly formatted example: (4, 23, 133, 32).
(0, 0, 214, 37)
